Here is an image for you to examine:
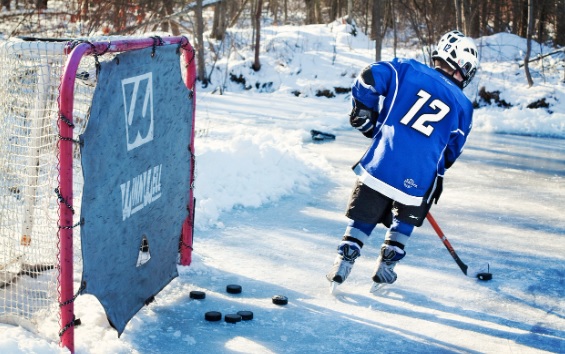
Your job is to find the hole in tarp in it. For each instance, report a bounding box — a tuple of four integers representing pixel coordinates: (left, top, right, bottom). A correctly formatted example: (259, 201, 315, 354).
(136, 235, 151, 267)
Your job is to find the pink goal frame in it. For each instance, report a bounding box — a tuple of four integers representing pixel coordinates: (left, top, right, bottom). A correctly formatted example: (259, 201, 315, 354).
(58, 36, 196, 353)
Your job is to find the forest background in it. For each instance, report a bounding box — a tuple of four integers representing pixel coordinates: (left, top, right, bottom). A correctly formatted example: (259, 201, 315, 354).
(1, 0, 564, 87)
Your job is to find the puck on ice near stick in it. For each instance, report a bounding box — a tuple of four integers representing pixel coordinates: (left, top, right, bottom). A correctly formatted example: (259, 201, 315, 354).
(226, 284, 242, 294)
(237, 310, 254, 320)
(225, 314, 242, 323)
(189, 290, 206, 300)
(204, 311, 222, 321)
(477, 272, 493, 281)
(272, 295, 288, 305)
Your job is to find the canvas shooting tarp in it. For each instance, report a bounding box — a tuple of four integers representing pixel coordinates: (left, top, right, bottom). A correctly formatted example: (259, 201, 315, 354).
(79, 44, 192, 335)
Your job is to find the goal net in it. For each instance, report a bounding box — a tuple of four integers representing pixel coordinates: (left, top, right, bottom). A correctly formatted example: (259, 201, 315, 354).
(0, 36, 196, 351)
(0, 39, 82, 329)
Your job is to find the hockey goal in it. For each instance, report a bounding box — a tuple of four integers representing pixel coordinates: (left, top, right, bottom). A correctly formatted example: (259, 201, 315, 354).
(0, 36, 196, 352)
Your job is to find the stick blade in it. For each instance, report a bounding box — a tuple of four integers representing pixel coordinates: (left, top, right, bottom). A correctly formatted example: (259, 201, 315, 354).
(466, 262, 490, 278)
(477, 272, 493, 281)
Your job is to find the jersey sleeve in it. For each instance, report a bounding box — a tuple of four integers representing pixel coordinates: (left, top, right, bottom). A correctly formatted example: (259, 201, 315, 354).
(351, 62, 394, 111)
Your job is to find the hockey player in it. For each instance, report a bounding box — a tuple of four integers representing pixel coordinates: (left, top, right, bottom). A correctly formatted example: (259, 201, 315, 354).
(327, 30, 480, 289)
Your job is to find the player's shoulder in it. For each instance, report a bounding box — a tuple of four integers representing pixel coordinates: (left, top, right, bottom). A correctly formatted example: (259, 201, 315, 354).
(390, 58, 472, 108)
(391, 57, 431, 72)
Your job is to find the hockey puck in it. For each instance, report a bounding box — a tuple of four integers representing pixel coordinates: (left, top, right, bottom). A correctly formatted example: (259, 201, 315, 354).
(272, 295, 288, 305)
(224, 314, 242, 323)
(237, 310, 254, 320)
(204, 311, 222, 322)
(477, 272, 493, 281)
(189, 290, 206, 300)
(226, 284, 242, 294)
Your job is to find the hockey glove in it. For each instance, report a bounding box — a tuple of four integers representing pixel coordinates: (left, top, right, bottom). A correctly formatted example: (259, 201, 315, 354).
(349, 104, 376, 138)
(431, 176, 443, 204)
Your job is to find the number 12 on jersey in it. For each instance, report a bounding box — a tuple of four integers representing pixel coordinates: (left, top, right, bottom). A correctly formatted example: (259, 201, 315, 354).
(399, 89, 450, 136)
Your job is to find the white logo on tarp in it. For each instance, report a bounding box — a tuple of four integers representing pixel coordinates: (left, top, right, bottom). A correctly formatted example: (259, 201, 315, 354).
(120, 164, 162, 221)
(122, 72, 154, 151)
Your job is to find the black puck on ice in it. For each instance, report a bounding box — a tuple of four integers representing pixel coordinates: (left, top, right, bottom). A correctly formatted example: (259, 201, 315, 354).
(225, 314, 242, 323)
(189, 290, 206, 300)
(272, 295, 288, 305)
(477, 273, 493, 281)
(226, 284, 242, 294)
(204, 311, 222, 321)
(237, 310, 254, 320)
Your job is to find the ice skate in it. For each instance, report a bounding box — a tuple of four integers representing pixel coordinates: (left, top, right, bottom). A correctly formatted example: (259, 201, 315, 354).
(326, 242, 361, 291)
(370, 244, 405, 293)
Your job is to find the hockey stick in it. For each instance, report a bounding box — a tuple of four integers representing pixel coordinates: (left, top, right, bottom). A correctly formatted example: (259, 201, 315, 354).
(426, 212, 492, 280)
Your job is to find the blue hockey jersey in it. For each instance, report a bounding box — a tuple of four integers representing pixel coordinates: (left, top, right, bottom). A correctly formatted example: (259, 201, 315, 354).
(351, 58, 474, 206)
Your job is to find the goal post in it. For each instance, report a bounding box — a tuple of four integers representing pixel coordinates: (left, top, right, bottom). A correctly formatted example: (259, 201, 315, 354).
(0, 36, 197, 353)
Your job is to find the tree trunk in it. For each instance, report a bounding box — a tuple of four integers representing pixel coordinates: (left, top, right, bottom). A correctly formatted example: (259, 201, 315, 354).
(252, 0, 263, 71)
(330, 0, 338, 20)
(391, 0, 397, 57)
(556, 0, 565, 46)
(211, 0, 227, 40)
(195, 0, 209, 86)
(519, 0, 528, 37)
(454, 0, 462, 30)
(468, 0, 480, 37)
(164, 0, 179, 35)
(536, 0, 548, 44)
(461, 0, 470, 34)
(80, 0, 88, 19)
(493, 0, 501, 33)
(480, 0, 488, 35)
(270, 0, 278, 24)
(305, 0, 316, 24)
(524, 0, 534, 87)
(36, 0, 47, 10)
(372, 0, 384, 62)
(315, 0, 322, 23)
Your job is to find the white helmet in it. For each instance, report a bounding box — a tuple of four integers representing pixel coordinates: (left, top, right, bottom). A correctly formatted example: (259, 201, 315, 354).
(432, 30, 479, 88)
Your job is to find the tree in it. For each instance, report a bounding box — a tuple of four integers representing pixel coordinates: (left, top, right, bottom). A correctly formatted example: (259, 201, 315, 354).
(195, 0, 209, 86)
(305, 0, 317, 23)
(252, 0, 263, 71)
(390, 0, 398, 57)
(211, 0, 227, 40)
(329, 0, 339, 20)
(524, 0, 534, 87)
(515, 0, 529, 37)
(455, 0, 480, 37)
(556, 0, 565, 46)
(372, 0, 385, 62)
(158, 0, 180, 35)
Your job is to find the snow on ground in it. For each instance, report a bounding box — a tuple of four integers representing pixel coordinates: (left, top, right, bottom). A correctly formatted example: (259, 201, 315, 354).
(1, 23, 564, 353)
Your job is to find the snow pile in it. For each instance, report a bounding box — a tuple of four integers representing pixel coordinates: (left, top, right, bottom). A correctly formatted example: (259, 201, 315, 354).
(195, 124, 329, 229)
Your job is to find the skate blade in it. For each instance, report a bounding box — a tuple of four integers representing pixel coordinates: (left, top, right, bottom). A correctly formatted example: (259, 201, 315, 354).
(329, 281, 339, 294)
(369, 282, 388, 294)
